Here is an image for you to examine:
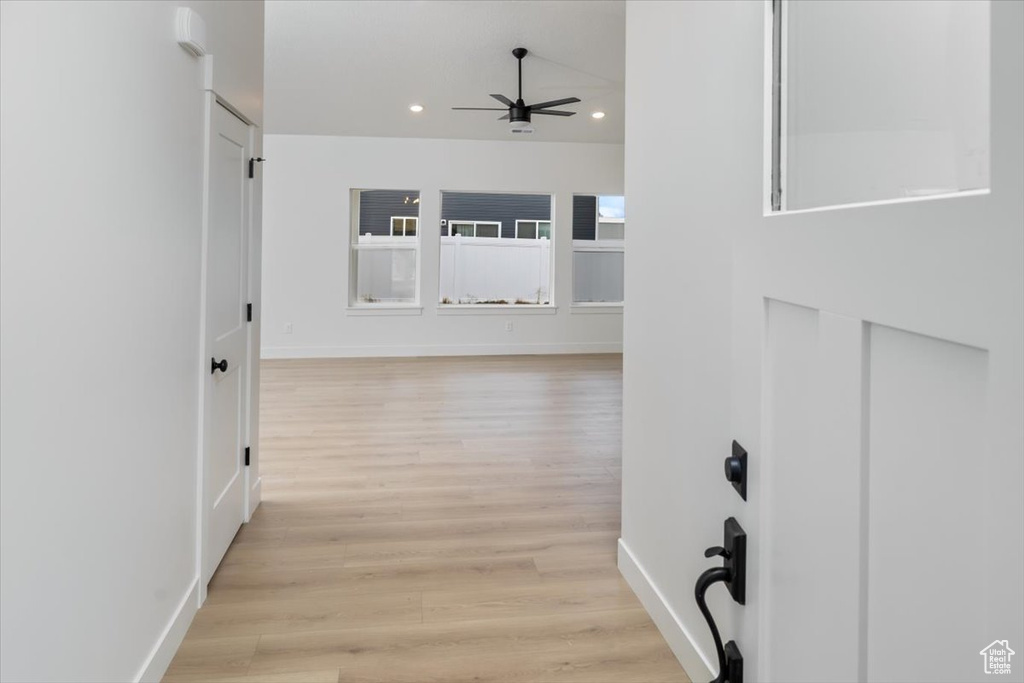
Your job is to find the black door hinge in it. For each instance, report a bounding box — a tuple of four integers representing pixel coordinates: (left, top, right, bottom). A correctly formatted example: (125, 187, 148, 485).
(244, 446, 250, 466)
(248, 157, 265, 178)
(247, 303, 252, 322)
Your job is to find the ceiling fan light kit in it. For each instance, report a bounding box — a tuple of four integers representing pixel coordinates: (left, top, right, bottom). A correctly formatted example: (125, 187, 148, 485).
(452, 47, 581, 134)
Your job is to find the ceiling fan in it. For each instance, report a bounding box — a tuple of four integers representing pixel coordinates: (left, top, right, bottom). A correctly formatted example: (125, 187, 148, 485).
(452, 47, 580, 133)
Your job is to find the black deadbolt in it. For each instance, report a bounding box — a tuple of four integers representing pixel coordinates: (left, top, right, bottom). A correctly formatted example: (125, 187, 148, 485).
(724, 440, 747, 501)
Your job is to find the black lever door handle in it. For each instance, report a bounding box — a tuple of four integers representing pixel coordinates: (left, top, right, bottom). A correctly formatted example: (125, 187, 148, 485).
(211, 358, 228, 374)
(695, 518, 747, 682)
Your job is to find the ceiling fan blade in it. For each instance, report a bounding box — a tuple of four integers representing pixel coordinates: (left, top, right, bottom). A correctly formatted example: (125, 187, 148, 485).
(498, 114, 510, 121)
(452, 107, 508, 111)
(529, 96, 581, 110)
(490, 94, 515, 107)
(532, 109, 576, 117)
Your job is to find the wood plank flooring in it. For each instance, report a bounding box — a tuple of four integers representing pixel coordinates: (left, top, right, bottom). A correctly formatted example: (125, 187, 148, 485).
(164, 355, 687, 683)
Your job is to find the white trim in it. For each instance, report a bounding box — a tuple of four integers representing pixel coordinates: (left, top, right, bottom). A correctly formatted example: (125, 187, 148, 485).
(134, 577, 199, 683)
(437, 304, 557, 315)
(617, 539, 714, 683)
(352, 240, 419, 249)
(248, 476, 262, 518)
(571, 303, 624, 314)
(346, 305, 423, 316)
(194, 91, 215, 606)
(765, 188, 991, 218)
(261, 340, 621, 359)
(762, 0, 776, 215)
(572, 239, 624, 251)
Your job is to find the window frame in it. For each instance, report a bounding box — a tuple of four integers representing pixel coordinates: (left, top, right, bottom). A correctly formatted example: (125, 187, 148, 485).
(390, 216, 419, 237)
(447, 220, 502, 238)
(439, 190, 555, 307)
(349, 189, 421, 309)
(572, 193, 625, 306)
(515, 219, 552, 240)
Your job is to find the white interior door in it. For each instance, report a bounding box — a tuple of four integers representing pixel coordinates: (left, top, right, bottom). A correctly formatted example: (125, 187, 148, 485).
(202, 102, 250, 585)
(734, 2, 1022, 681)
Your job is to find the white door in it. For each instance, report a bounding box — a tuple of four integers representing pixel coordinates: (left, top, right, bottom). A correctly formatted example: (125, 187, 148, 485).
(202, 102, 250, 585)
(733, 2, 1022, 682)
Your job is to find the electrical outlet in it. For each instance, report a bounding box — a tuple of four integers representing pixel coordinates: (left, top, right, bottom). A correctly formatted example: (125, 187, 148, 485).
(284, 322, 293, 334)
(504, 321, 513, 332)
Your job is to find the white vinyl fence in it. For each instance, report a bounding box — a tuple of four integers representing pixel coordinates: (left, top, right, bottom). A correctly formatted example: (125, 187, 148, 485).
(439, 236, 551, 304)
(353, 235, 417, 303)
(354, 235, 624, 305)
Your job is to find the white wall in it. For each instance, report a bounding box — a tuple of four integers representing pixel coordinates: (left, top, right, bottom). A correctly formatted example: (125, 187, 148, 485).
(618, 1, 762, 680)
(0, 2, 263, 681)
(262, 135, 624, 358)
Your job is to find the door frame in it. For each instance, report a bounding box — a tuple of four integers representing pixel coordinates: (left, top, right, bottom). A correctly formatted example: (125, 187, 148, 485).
(195, 90, 261, 605)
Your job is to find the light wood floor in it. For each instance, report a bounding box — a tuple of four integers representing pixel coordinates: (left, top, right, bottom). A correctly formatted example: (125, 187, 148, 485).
(164, 355, 687, 683)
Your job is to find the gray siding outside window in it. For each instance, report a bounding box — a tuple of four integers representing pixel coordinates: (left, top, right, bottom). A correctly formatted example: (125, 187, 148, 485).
(441, 192, 551, 239)
(357, 191, 552, 238)
(357, 190, 420, 236)
(573, 195, 597, 240)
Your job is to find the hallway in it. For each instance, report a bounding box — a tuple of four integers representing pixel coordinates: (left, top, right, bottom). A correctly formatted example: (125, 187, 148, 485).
(164, 355, 687, 682)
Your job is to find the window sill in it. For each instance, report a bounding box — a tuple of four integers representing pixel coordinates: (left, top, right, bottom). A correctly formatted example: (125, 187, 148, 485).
(437, 305, 558, 316)
(571, 303, 624, 314)
(346, 305, 423, 317)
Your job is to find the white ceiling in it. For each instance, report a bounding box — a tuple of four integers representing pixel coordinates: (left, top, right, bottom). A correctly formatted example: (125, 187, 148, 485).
(264, 1, 625, 143)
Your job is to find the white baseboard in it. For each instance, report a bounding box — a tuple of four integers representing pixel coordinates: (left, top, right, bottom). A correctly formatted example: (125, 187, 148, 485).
(248, 475, 262, 519)
(618, 538, 715, 682)
(261, 341, 623, 359)
(135, 576, 199, 683)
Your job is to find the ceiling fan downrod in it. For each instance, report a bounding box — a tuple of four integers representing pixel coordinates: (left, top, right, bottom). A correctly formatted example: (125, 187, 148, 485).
(513, 46, 527, 104)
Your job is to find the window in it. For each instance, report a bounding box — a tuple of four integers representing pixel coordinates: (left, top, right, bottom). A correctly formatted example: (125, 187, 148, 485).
(573, 194, 624, 304)
(769, 0, 990, 212)
(391, 216, 418, 237)
(446, 221, 500, 238)
(440, 192, 552, 305)
(350, 190, 419, 305)
(515, 220, 552, 240)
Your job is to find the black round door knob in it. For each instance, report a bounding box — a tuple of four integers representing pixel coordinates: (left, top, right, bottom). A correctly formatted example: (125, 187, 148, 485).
(724, 456, 743, 483)
(211, 357, 228, 374)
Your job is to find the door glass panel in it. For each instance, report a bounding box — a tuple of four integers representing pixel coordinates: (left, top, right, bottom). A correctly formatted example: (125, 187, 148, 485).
(773, 0, 990, 211)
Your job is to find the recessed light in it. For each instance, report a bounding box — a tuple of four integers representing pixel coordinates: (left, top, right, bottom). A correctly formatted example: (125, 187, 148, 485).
(591, 111, 605, 119)
(409, 104, 424, 113)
